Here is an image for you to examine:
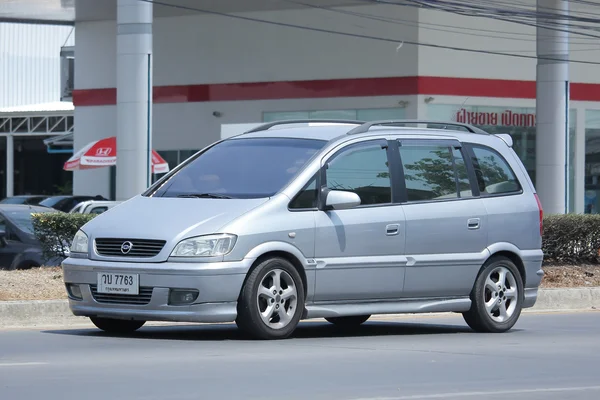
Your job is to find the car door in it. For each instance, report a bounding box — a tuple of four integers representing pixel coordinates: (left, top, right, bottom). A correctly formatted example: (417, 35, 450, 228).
(313, 138, 407, 302)
(396, 138, 489, 298)
(0, 216, 30, 269)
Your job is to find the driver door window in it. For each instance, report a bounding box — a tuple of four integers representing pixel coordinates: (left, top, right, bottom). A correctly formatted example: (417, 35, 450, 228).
(325, 141, 392, 206)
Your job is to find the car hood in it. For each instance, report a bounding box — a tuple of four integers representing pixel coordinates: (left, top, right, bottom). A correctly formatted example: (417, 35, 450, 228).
(82, 195, 268, 259)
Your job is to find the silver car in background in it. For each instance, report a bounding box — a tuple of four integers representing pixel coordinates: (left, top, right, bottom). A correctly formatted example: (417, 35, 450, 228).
(62, 119, 544, 339)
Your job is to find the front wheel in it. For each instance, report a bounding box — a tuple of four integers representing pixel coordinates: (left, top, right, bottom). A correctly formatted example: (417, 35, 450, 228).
(90, 317, 146, 334)
(236, 257, 305, 340)
(462, 257, 524, 333)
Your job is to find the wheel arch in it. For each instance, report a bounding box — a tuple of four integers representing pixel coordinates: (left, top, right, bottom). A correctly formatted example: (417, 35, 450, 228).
(238, 242, 310, 311)
(485, 244, 527, 285)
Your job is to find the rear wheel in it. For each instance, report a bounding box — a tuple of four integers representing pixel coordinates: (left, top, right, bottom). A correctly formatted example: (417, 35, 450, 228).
(90, 317, 146, 334)
(236, 257, 305, 340)
(462, 257, 524, 333)
(325, 315, 370, 327)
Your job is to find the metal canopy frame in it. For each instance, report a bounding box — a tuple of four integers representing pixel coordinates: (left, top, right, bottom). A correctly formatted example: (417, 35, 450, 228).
(0, 113, 74, 136)
(0, 112, 75, 153)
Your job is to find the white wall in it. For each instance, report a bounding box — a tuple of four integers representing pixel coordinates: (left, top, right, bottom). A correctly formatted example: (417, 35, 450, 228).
(75, 4, 419, 89)
(0, 23, 74, 108)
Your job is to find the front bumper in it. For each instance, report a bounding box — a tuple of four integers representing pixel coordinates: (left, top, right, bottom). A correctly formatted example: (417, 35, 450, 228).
(62, 257, 252, 323)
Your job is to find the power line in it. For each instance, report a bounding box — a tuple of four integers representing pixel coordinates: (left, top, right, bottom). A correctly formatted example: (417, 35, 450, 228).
(277, 0, 600, 50)
(277, 0, 587, 44)
(396, 0, 600, 38)
(138, 0, 600, 65)
(372, 0, 600, 40)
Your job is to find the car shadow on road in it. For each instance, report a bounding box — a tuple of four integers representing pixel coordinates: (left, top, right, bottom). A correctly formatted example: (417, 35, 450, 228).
(41, 318, 514, 342)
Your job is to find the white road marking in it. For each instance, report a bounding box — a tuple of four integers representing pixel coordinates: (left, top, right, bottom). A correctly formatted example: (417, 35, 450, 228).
(0, 362, 48, 367)
(353, 385, 600, 400)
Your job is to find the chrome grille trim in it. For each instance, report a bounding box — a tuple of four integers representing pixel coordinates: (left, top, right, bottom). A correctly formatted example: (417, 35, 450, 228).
(90, 285, 153, 305)
(94, 238, 166, 257)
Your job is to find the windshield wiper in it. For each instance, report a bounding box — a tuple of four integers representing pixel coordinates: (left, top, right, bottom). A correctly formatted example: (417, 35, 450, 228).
(176, 193, 234, 199)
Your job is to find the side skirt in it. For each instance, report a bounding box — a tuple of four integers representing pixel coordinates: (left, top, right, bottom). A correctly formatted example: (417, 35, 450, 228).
(303, 297, 472, 319)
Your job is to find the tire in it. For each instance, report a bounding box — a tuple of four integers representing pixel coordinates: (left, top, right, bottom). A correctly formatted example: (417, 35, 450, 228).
(462, 256, 524, 333)
(236, 257, 305, 340)
(325, 315, 370, 327)
(16, 261, 39, 270)
(90, 317, 146, 334)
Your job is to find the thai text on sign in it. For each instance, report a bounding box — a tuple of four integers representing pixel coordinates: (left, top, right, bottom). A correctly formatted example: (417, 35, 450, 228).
(455, 108, 536, 127)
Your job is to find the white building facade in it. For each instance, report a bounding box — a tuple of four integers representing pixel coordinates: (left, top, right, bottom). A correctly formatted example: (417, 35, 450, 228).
(2, 0, 599, 214)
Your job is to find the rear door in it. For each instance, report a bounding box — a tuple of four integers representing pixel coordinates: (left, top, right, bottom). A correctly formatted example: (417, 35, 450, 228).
(396, 138, 489, 298)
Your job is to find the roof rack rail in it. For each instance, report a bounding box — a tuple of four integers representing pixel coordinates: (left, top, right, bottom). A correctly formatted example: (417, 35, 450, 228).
(346, 119, 490, 135)
(245, 119, 365, 133)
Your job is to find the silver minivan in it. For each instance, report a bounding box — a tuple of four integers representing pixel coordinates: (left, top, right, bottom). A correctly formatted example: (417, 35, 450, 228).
(62, 119, 544, 339)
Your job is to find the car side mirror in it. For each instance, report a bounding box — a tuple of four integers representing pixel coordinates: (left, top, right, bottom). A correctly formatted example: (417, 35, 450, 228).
(325, 190, 361, 210)
(0, 230, 7, 246)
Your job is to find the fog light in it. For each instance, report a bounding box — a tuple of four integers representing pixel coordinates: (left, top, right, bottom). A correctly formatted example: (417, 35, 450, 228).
(66, 284, 82, 300)
(168, 289, 199, 305)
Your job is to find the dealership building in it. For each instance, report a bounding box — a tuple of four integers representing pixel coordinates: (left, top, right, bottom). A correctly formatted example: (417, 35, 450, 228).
(2, 0, 600, 214)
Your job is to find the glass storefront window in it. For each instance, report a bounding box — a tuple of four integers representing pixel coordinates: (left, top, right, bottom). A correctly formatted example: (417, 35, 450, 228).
(428, 104, 576, 212)
(584, 110, 600, 213)
(263, 107, 405, 122)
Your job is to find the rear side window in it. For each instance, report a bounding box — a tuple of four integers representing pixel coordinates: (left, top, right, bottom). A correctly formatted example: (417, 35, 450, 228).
(468, 145, 521, 195)
(398, 142, 473, 202)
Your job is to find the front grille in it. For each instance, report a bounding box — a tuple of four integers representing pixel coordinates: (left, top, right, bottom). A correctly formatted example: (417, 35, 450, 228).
(90, 285, 153, 305)
(95, 238, 166, 257)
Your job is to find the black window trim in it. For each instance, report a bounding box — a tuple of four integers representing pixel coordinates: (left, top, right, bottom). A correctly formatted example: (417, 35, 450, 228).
(288, 172, 320, 212)
(463, 142, 524, 199)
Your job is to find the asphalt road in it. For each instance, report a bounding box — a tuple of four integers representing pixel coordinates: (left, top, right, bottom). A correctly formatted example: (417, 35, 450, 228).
(1, 311, 599, 400)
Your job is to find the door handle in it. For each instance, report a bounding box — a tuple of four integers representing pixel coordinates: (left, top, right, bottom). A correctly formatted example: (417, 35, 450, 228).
(467, 218, 480, 230)
(386, 224, 400, 236)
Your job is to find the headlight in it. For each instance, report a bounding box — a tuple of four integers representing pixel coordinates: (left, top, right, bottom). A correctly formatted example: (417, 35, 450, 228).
(170, 234, 237, 258)
(70, 229, 89, 254)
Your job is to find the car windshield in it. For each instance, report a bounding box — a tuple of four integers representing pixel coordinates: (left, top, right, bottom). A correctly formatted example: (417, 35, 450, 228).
(39, 197, 67, 208)
(0, 197, 28, 204)
(5, 209, 54, 234)
(152, 137, 327, 199)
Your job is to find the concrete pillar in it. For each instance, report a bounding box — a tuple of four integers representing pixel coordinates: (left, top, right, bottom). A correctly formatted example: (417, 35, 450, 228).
(6, 135, 13, 197)
(116, 0, 153, 201)
(535, 0, 569, 215)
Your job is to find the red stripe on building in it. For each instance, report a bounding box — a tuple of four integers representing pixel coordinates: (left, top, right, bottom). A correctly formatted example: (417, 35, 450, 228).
(71, 76, 600, 106)
(416, 76, 537, 99)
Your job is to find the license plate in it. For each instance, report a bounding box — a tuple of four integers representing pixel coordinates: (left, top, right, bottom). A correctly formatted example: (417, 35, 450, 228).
(97, 273, 139, 295)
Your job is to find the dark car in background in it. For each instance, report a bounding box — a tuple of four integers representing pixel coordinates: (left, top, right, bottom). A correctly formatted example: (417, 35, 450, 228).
(0, 195, 49, 206)
(0, 205, 63, 270)
(38, 195, 107, 213)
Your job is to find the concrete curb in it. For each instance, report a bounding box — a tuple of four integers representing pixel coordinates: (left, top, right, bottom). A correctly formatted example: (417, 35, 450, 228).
(1, 287, 599, 329)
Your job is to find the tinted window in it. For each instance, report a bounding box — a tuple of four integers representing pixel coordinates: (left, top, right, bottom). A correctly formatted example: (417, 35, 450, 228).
(39, 196, 68, 208)
(470, 145, 521, 195)
(326, 141, 391, 205)
(400, 144, 459, 201)
(5, 209, 53, 234)
(90, 207, 108, 214)
(289, 175, 318, 210)
(153, 138, 326, 199)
